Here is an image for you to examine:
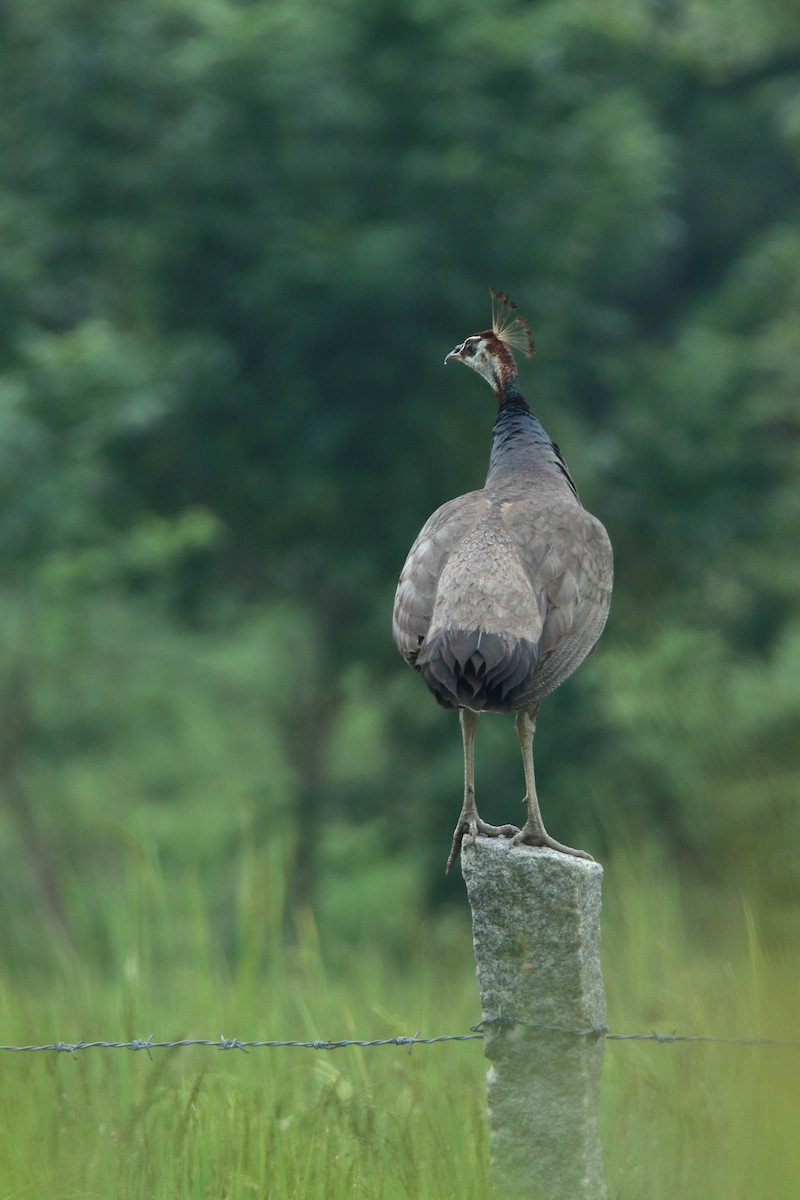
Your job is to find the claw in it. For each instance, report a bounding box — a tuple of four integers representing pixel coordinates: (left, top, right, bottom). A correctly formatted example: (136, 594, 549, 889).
(446, 815, 520, 874)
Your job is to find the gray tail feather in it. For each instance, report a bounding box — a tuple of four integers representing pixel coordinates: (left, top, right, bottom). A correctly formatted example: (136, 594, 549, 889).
(417, 629, 539, 713)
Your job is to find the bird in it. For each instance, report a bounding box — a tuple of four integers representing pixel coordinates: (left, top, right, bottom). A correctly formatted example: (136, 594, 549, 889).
(392, 289, 612, 872)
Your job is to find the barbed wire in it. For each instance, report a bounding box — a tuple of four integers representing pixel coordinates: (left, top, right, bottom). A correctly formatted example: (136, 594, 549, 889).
(2, 1017, 800, 1057)
(0, 1032, 479, 1058)
(478, 1016, 800, 1047)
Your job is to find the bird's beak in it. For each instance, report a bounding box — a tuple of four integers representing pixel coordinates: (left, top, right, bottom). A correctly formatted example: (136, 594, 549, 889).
(444, 343, 464, 365)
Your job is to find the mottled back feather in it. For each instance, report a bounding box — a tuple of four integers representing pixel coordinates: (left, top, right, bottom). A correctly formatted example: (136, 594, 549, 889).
(393, 460, 612, 714)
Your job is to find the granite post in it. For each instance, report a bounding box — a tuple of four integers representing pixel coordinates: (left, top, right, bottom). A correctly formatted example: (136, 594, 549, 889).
(461, 839, 607, 1200)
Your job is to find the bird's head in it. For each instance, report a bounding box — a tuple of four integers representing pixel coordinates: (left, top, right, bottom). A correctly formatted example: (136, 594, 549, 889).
(444, 289, 534, 398)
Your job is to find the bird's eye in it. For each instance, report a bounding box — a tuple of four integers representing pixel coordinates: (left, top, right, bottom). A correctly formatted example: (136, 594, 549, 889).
(464, 342, 477, 357)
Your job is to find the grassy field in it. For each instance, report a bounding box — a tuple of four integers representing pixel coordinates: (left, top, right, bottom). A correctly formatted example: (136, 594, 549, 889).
(1, 836, 798, 1200)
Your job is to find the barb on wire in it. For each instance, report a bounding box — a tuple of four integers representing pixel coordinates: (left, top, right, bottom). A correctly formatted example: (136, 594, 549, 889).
(1, 1019, 799, 1056)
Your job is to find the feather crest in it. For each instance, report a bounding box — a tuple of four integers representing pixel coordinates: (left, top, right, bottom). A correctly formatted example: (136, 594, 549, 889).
(490, 288, 535, 358)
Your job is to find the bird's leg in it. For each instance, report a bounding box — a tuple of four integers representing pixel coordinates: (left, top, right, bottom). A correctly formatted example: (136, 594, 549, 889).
(511, 705, 594, 861)
(446, 708, 519, 873)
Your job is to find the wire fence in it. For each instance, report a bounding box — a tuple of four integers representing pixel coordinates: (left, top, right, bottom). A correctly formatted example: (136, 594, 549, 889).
(3, 1017, 800, 1057)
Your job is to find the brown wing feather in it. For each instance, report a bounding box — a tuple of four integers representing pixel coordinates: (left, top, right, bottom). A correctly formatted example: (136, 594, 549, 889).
(499, 493, 613, 699)
(392, 490, 490, 665)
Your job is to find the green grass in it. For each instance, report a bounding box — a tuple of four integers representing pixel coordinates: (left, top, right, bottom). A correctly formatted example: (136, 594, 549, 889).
(1, 836, 798, 1199)
(601, 846, 800, 1199)
(0, 837, 490, 1200)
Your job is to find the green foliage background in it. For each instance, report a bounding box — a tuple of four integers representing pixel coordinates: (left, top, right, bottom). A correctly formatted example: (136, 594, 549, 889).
(1, 0, 799, 1194)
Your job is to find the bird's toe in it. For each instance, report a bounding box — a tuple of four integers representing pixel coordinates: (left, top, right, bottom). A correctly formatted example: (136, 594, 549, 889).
(512, 821, 594, 861)
(446, 814, 520, 872)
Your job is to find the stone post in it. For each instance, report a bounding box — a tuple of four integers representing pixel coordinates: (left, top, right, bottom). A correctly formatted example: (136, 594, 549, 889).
(461, 839, 607, 1200)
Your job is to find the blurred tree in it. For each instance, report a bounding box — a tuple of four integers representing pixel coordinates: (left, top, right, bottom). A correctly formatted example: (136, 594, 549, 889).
(1, 0, 799, 926)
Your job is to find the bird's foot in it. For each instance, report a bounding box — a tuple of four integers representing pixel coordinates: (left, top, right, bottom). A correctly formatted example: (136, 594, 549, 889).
(446, 813, 520, 874)
(511, 820, 594, 861)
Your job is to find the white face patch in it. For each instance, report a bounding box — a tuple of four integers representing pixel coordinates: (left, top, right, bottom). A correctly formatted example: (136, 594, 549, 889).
(463, 337, 505, 390)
